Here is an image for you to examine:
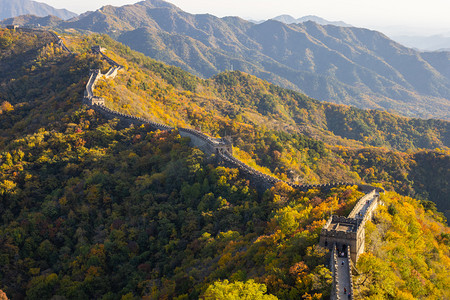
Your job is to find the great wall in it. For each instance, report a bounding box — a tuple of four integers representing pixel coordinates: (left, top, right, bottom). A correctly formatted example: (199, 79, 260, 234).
(20, 28, 386, 299)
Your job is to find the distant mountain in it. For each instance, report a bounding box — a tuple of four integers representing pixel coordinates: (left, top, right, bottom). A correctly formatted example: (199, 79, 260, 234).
(1, 14, 63, 27)
(270, 14, 351, 27)
(0, 0, 77, 21)
(6, 0, 450, 120)
(391, 34, 450, 51)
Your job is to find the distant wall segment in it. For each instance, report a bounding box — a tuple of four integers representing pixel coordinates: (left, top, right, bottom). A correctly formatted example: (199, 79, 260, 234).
(80, 42, 384, 198)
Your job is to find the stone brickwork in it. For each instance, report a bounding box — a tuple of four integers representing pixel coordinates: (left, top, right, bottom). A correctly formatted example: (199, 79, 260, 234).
(330, 244, 338, 300)
(320, 190, 381, 299)
(320, 190, 379, 263)
(346, 245, 354, 297)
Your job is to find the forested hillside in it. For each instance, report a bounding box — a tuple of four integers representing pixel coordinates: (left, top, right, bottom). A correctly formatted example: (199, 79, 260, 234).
(75, 33, 450, 219)
(0, 29, 449, 299)
(5, 0, 450, 120)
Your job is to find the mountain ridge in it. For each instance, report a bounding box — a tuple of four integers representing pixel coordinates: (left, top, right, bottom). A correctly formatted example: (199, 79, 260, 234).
(71, 1, 450, 120)
(250, 14, 352, 27)
(0, 0, 77, 21)
(2, 0, 450, 120)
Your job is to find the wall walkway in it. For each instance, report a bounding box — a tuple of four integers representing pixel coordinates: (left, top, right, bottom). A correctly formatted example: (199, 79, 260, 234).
(323, 190, 380, 299)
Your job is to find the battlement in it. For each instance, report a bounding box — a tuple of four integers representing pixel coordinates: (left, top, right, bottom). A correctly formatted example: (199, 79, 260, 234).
(320, 189, 380, 267)
(92, 45, 124, 69)
(84, 97, 105, 106)
(92, 45, 106, 53)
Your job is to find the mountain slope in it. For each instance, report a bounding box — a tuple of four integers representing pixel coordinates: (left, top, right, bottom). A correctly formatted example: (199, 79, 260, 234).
(41, 0, 450, 120)
(85, 34, 450, 152)
(0, 0, 77, 21)
(0, 29, 449, 299)
(79, 33, 449, 219)
(392, 34, 450, 51)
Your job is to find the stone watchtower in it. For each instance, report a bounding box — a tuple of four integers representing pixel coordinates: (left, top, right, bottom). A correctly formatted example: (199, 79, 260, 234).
(319, 216, 365, 263)
(319, 190, 381, 263)
(214, 136, 233, 155)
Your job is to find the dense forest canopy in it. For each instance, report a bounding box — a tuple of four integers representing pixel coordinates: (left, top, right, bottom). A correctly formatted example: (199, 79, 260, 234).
(0, 29, 449, 299)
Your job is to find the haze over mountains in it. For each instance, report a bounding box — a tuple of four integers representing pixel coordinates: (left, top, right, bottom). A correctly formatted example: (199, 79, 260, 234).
(255, 15, 450, 51)
(0, 0, 77, 21)
(392, 34, 450, 52)
(251, 14, 351, 27)
(1, 0, 450, 121)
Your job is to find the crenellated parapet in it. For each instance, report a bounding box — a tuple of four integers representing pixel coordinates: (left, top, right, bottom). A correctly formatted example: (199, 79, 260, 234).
(178, 127, 231, 154)
(320, 189, 381, 298)
(84, 69, 103, 103)
(91, 104, 173, 131)
(330, 244, 338, 300)
(346, 246, 354, 297)
(47, 31, 72, 53)
(92, 45, 124, 69)
(289, 182, 359, 191)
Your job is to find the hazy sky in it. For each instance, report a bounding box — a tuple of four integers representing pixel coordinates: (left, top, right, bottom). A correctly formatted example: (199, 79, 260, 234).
(38, 0, 450, 35)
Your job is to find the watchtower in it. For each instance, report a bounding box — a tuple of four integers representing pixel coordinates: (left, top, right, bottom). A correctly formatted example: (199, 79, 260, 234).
(319, 215, 365, 263)
(91, 45, 106, 54)
(320, 190, 380, 263)
(214, 136, 233, 155)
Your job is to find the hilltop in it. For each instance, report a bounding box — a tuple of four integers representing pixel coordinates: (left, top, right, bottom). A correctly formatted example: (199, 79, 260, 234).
(0, 29, 448, 299)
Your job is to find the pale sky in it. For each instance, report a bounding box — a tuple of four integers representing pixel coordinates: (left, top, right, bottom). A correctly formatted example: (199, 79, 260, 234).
(38, 0, 450, 35)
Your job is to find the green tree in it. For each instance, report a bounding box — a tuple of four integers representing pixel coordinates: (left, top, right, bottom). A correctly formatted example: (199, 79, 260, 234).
(204, 280, 278, 300)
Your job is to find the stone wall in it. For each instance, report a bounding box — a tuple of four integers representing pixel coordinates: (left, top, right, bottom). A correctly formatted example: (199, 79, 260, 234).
(348, 190, 377, 218)
(47, 31, 72, 53)
(104, 67, 119, 79)
(92, 46, 123, 69)
(82, 42, 384, 199)
(330, 244, 338, 300)
(321, 190, 381, 298)
(320, 190, 381, 262)
(346, 245, 354, 298)
(91, 104, 173, 131)
(178, 128, 230, 155)
(84, 69, 102, 100)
